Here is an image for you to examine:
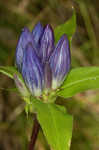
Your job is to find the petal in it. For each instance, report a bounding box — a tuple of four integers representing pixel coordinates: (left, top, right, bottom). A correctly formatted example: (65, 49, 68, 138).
(22, 43, 44, 96)
(44, 62, 52, 89)
(15, 27, 34, 71)
(39, 24, 54, 63)
(32, 22, 44, 45)
(49, 34, 71, 89)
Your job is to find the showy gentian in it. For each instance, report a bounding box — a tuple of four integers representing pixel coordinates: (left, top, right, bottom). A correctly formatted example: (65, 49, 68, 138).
(15, 22, 71, 97)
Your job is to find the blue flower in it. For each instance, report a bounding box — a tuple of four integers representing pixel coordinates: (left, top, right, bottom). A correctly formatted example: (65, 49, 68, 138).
(15, 22, 71, 97)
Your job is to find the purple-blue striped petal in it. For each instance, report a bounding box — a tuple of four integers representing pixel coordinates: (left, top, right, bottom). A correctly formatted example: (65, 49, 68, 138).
(15, 27, 34, 71)
(32, 22, 44, 46)
(44, 62, 52, 89)
(22, 43, 44, 96)
(39, 24, 54, 63)
(49, 34, 71, 89)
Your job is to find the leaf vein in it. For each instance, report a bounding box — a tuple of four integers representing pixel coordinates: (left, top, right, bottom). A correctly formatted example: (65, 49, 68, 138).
(62, 75, 99, 89)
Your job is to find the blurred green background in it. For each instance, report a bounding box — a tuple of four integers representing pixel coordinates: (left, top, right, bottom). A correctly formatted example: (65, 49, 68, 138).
(0, 0, 99, 149)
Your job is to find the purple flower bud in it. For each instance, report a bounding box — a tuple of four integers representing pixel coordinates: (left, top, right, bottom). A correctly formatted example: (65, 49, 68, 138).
(15, 22, 71, 97)
(15, 27, 34, 71)
(22, 43, 44, 96)
(50, 34, 71, 89)
(32, 22, 44, 45)
(39, 24, 54, 63)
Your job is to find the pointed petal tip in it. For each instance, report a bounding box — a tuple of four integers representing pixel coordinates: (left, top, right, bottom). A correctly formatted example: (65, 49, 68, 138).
(55, 34, 70, 54)
(15, 26, 34, 71)
(32, 22, 44, 46)
(45, 24, 52, 28)
(33, 22, 43, 31)
(58, 34, 69, 44)
(44, 24, 54, 33)
(39, 24, 54, 62)
(22, 27, 30, 32)
(36, 22, 42, 27)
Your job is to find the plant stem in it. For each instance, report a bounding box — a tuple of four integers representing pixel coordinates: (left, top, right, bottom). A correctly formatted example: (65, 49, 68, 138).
(29, 114, 40, 150)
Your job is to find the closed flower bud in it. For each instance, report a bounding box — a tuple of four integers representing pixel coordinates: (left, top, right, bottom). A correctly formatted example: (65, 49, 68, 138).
(32, 22, 44, 45)
(15, 27, 34, 71)
(22, 43, 44, 96)
(50, 34, 71, 89)
(15, 22, 71, 98)
(40, 24, 54, 63)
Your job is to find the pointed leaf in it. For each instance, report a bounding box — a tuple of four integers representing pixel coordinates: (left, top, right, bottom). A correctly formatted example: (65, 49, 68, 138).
(0, 66, 19, 79)
(54, 11, 76, 43)
(31, 98, 73, 150)
(57, 67, 99, 98)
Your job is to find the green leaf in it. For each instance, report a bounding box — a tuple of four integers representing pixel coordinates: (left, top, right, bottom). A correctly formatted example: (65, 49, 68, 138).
(31, 98, 73, 150)
(0, 66, 19, 79)
(57, 67, 99, 98)
(0, 66, 24, 81)
(54, 11, 76, 43)
(0, 87, 18, 92)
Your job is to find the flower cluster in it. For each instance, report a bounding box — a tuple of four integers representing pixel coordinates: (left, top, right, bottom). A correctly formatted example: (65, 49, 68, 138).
(15, 22, 71, 97)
